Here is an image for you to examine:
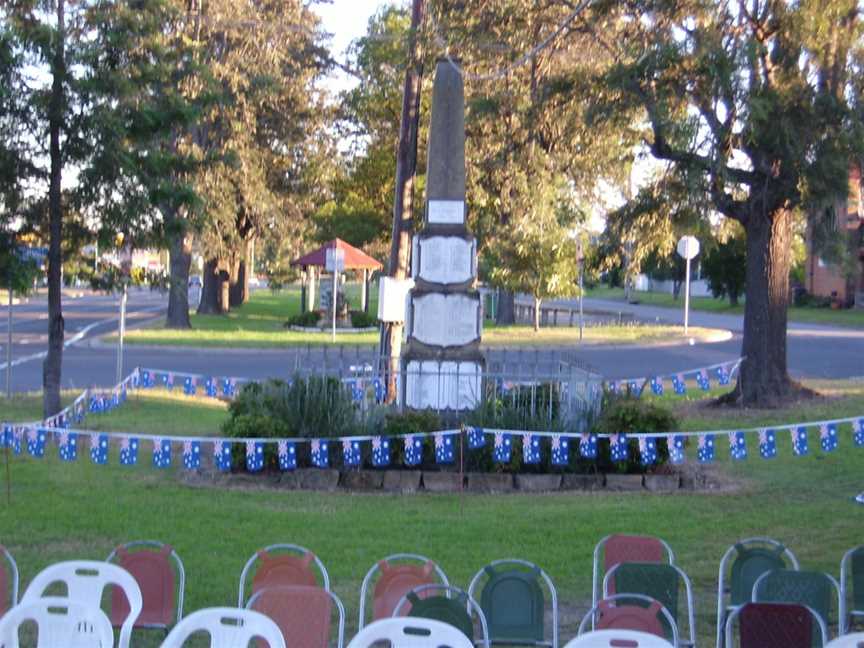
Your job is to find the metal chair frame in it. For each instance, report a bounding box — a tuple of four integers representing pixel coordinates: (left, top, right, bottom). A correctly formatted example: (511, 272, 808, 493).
(752, 569, 842, 638)
(715, 537, 800, 648)
(841, 546, 864, 634)
(724, 602, 828, 648)
(603, 561, 696, 648)
(578, 593, 680, 648)
(246, 584, 346, 648)
(467, 558, 559, 648)
(825, 632, 864, 647)
(106, 539, 186, 627)
(592, 535, 675, 610)
(0, 546, 19, 614)
(393, 583, 491, 648)
(238, 542, 330, 607)
(358, 553, 450, 630)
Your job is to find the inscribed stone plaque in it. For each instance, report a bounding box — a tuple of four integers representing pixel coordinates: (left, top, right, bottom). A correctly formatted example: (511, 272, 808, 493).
(412, 236, 475, 285)
(409, 293, 480, 347)
(427, 200, 465, 225)
(405, 360, 482, 410)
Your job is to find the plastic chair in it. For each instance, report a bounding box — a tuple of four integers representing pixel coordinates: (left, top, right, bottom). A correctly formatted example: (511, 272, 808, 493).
(106, 540, 185, 630)
(592, 535, 675, 608)
(826, 632, 864, 647)
(238, 544, 330, 607)
(0, 596, 114, 648)
(346, 616, 474, 648)
(467, 558, 558, 648)
(724, 602, 827, 648)
(22, 560, 143, 648)
(715, 537, 799, 648)
(159, 607, 286, 648)
(564, 629, 676, 648)
(753, 569, 841, 638)
(841, 546, 864, 633)
(604, 562, 696, 647)
(394, 584, 490, 648)
(579, 594, 679, 647)
(246, 585, 345, 648)
(0, 546, 19, 618)
(358, 553, 450, 629)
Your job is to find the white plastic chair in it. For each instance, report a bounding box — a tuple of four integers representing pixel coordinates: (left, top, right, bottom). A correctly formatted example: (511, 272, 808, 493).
(0, 596, 115, 648)
(564, 629, 676, 648)
(826, 632, 864, 647)
(159, 607, 286, 648)
(22, 560, 142, 648)
(347, 616, 474, 648)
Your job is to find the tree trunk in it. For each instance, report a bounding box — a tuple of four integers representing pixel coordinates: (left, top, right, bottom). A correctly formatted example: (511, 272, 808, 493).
(43, 0, 65, 418)
(533, 297, 542, 331)
(165, 222, 192, 329)
(229, 241, 251, 308)
(735, 207, 794, 406)
(496, 289, 516, 325)
(729, 289, 739, 307)
(198, 258, 223, 315)
(218, 268, 230, 313)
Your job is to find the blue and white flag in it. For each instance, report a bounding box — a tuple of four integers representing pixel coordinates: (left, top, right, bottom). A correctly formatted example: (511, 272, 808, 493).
(610, 433, 629, 462)
(278, 440, 296, 471)
(854, 419, 864, 448)
(372, 436, 390, 467)
(435, 433, 455, 464)
(728, 431, 747, 460)
(791, 427, 809, 456)
(141, 370, 154, 388)
(58, 431, 78, 462)
(120, 437, 139, 466)
(628, 379, 646, 398)
(522, 433, 541, 464)
(183, 376, 196, 396)
(493, 432, 512, 463)
(1, 425, 10, 449)
(716, 365, 731, 386)
(758, 429, 777, 459)
(697, 434, 715, 463)
(639, 436, 658, 465)
(90, 434, 108, 465)
(10, 428, 22, 455)
(88, 395, 104, 414)
(311, 439, 329, 468)
(27, 428, 46, 457)
(672, 374, 687, 395)
(650, 377, 664, 396)
(373, 378, 385, 403)
(342, 439, 361, 467)
(222, 378, 237, 398)
(205, 377, 217, 398)
(696, 369, 711, 391)
(404, 435, 423, 466)
(152, 438, 172, 468)
(466, 426, 486, 449)
(579, 432, 598, 459)
(183, 440, 201, 470)
(551, 434, 570, 466)
(214, 440, 232, 471)
(820, 423, 838, 452)
(667, 435, 686, 464)
(606, 380, 619, 395)
(245, 441, 264, 472)
(160, 372, 174, 390)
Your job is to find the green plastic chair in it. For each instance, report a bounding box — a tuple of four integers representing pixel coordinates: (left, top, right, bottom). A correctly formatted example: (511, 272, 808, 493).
(753, 569, 841, 640)
(604, 562, 695, 647)
(394, 584, 490, 648)
(841, 546, 864, 632)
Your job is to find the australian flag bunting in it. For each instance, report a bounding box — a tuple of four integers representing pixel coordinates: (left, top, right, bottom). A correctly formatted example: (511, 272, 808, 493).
(373, 378, 385, 403)
(222, 378, 237, 398)
(466, 427, 486, 449)
(90, 434, 108, 465)
(820, 423, 838, 452)
(551, 434, 570, 466)
(696, 369, 711, 391)
(650, 377, 664, 396)
(152, 438, 172, 468)
(10, 428, 22, 455)
(697, 434, 715, 463)
(716, 364, 731, 386)
(159, 372, 173, 390)
(183, 376, 196, 396)
(205, 377, 217, 398)
(855, 419, 864, 448)
(347, 380, 364, 403)
(672, 374, 687, 395)
(119, 437, 139, 466)
(639, 436, 658, 465)
(435, 433, 455, 464)
(278, 440, 296, 471)
(58, 431, 78, 462)
(1, 425, 10, 449)
(579, 432, 598, 459)
(728, 430, 747, 460)
(610, 433, 629, 462)
(605, 380, 619, 395)
(311, 439, 329, 468)
(667, 435, 686, 464)
(493, 432, 512, 463)
(245, 441, 264, 472)
(758, 429, 777, 459)
(522, 434, 541, 464)
(404, 435, 423, 466)
(141, 370, 154, 388)
(342, 439, 361, 467)
(628, 379, 646, 398)
(792, 427, 809, 456)
(183, 440, 201, 470)
(213, 440, 231, 471)
(372, 436, 390, 467)
(27, 428, 46, 457)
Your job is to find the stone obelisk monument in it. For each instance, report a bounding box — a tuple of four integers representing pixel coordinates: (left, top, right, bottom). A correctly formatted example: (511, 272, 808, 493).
(403, 59, 483, 411)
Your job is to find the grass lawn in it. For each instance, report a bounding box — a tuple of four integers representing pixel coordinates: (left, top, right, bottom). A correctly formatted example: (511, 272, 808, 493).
(1, 381, 863, 645)
(482, 323, 726, 346)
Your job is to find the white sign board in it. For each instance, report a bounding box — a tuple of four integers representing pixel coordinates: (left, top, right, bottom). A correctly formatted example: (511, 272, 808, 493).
(427, 200, 465, 225)
(325, 248, 346, 272)
(377, 277, 415, 322)
(409, 293, 480, 347)
(412, 236, 475, 285)
(405, 360, 482, 410)
(676, 236, 700, 260)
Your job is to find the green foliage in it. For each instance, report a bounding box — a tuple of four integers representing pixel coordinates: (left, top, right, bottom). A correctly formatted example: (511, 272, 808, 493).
(593, 397, 678, 474)
(349, 311, 378, 328)
(286, 311, 321, 328)
(0, 235, 39, 296)
(702, 231, 747, 306)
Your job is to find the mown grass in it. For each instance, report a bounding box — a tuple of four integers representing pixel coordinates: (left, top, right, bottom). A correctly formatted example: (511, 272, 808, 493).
(482, 323, 726, 346)
(1, 380, 863, 645)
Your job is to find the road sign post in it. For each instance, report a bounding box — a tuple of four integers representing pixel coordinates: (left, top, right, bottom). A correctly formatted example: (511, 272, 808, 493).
(325, 248, 345, 343)
(676, 236, 700, 335)
(116, 238, 132, 383)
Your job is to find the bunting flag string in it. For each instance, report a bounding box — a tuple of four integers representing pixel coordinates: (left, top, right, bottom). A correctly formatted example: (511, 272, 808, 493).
(605, 358, 744, 398)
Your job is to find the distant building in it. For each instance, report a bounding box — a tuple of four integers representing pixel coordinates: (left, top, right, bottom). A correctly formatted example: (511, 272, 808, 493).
(805, 166, 864, 307)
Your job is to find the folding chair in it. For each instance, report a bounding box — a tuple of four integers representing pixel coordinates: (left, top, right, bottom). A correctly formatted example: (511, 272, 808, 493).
(564, 629, 675, 648)
(22, 560, 143, 648)
(826, 632, 864, 647)
(106, 540, 185, 631)
(604, 562, 696, 647)
(841, 546, 864, 633)
(715, 537, 799, 648)
(160, 607, 286, 648)
(238, 543, 330, 607)
(347, 616, 474, 648)
(578, 593, 679, 647)
(358, 553, 449, 630)
(467, 558, 558, 648)
(0, 596, 114, 648)
(246, 585, 345, 648)
(394, 583, 490, 648)
(724, 602, 827, 648)
(753, 569, 841, 639)
(592, 534, 675, 609)
(0, 546, 18, 618)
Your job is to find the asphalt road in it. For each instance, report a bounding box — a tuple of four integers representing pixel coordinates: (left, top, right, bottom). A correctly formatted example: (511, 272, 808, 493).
(1, 290, 862, 394)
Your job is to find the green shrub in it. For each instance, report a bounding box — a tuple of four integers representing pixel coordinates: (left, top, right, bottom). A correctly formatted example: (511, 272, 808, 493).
(350, 310, 379, 328)
(592, 396, 678, 473)
(285, 311, 320, 327)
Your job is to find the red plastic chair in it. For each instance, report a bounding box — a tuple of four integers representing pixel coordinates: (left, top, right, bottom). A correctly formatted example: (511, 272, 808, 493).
(0, 545, 19, 617)
(106, 540, 185, 630)
(593, 535, 675, 605)
(247, 585, 345, 648)
(578, 594, 679, 646)
(724, 602, 828, 648)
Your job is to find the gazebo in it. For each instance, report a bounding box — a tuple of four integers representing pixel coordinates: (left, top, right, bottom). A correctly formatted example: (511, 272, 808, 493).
(290, 238, 383, 313)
